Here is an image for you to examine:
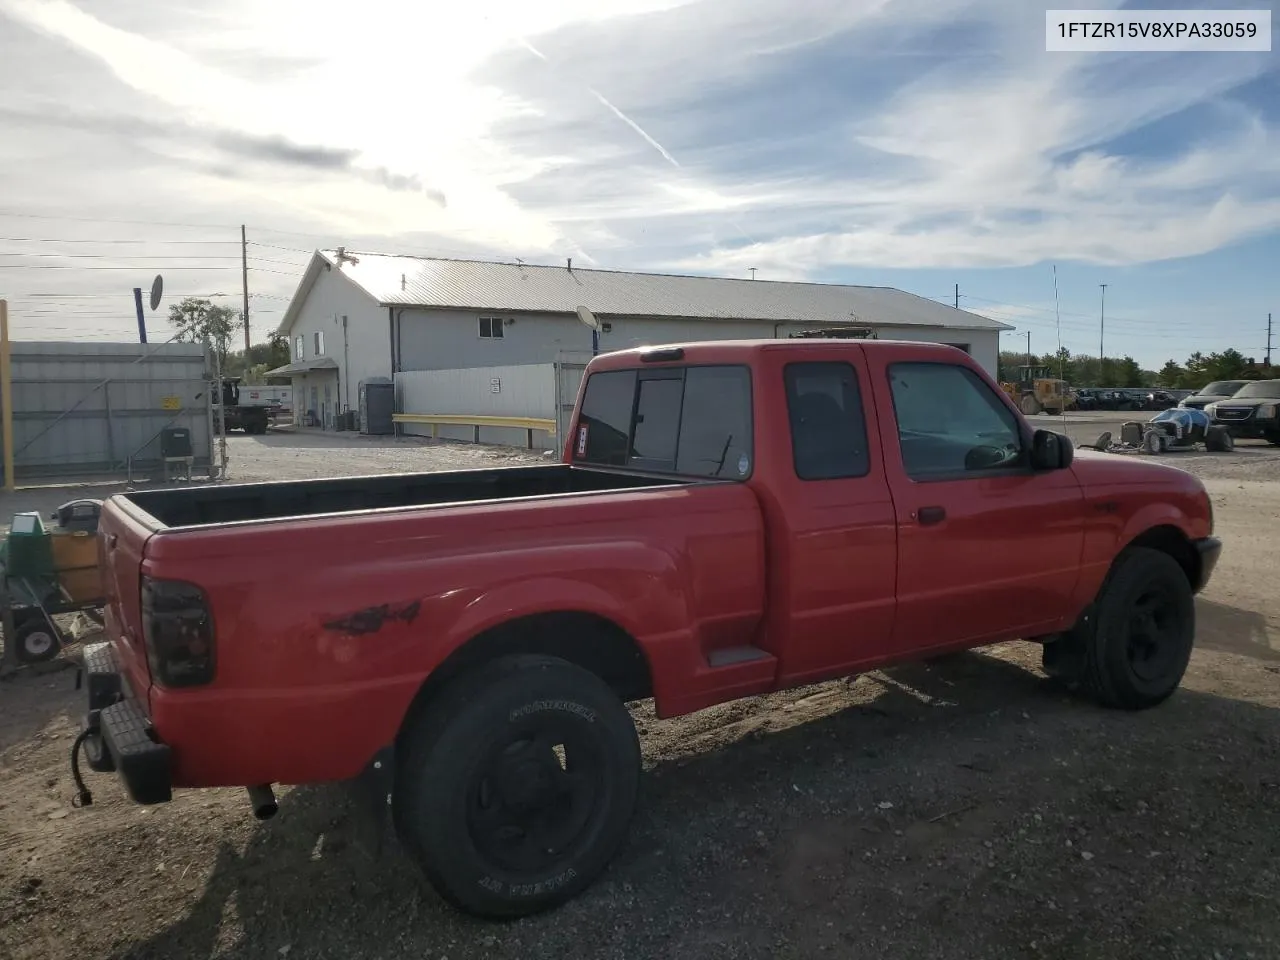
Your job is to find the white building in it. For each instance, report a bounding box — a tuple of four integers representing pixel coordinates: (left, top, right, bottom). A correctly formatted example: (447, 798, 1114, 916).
(271, 249, 1011, 433)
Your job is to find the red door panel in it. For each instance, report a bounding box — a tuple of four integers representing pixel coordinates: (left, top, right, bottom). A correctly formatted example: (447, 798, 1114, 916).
(750, 350, 898, 684)
(891, 471, 1085, 647)
(868, 350, 1086, 651)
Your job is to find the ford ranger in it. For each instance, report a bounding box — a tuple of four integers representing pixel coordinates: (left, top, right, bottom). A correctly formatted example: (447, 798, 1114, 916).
(73, 338, 1221, 918)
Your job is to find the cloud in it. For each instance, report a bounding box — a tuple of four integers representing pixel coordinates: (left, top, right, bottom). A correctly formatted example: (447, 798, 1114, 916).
(211, 131, 360, 171)
(0, 0, 1277, 284)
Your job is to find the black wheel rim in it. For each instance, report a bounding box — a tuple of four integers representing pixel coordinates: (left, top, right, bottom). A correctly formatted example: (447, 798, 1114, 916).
(1125, 581, 1182, 682)
(466, 723, 604, 876)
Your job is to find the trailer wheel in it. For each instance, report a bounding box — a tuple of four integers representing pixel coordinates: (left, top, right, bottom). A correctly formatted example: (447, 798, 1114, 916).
(14, 615, 61, 664)
(395, 654, 641, 918)
(1205, 426, 1234, 452)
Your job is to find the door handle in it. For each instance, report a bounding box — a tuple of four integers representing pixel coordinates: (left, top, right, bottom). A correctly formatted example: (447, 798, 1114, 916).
(917, 506, 946, 526)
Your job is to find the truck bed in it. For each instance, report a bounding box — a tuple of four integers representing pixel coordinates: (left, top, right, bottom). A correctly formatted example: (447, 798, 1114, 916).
(122, 464, 689, 529)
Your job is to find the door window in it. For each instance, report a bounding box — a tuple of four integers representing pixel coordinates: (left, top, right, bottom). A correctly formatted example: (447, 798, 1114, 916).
(888, 362, 1023, 479)
(783, 362, 870, 480)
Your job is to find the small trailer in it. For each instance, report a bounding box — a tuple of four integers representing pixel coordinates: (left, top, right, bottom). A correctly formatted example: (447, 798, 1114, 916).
(0, 500, 105, 671)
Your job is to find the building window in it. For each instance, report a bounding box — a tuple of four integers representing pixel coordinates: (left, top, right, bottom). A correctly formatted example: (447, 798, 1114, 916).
(314, 330, 325, 355)
(479, 317, 505, 339)
(294, 335, 305, 360)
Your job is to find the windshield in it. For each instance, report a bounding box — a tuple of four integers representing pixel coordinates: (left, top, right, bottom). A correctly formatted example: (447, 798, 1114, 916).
(1198, 381, 1247, 396)
(1228, 380, 1280, 400)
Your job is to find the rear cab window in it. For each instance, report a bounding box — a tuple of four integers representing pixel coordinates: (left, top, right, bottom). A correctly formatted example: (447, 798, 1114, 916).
(783, 361, 870, 480)
(573, 365, 754, 479)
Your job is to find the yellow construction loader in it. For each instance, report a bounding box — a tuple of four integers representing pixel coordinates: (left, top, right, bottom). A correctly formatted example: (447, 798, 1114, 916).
(1000, 365, 1074, 416)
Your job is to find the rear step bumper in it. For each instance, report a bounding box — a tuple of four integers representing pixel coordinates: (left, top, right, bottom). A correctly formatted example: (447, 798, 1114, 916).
(79, 641, 172, 805)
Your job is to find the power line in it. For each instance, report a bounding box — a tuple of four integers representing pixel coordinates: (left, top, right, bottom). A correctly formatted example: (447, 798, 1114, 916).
(0, 264, 233, 270)
(0, 252, 247, 260)
(247, 255, 309, 267)
(0, 209, 244, 230)
(248, 241, 315, 254)
(0, 237, 239, 245)
(9, 291, 237, 298)
(955, 294, 1232, 334)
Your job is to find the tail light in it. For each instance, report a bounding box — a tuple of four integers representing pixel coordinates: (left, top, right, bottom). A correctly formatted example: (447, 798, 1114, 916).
(141, 577, 216, 687)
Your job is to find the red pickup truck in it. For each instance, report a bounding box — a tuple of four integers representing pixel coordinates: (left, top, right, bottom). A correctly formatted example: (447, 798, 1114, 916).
(75, 338, 1220, 918)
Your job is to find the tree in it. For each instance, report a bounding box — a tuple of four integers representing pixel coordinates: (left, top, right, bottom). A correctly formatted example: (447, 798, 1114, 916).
(1199, 348, 1252, 383)
(1157, 360, 1184, 387)
(168, 297, 241, 361)
(1116, 356, 1144, 387)
(224, 332, 291, 380)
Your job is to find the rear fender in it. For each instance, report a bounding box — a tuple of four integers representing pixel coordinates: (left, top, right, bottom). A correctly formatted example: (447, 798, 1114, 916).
(439, 576, 657, 653)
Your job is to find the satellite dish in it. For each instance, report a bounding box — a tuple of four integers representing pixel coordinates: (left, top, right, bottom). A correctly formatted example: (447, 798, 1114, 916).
(149, 274, 164, 311)
(576, 305, 600, 331)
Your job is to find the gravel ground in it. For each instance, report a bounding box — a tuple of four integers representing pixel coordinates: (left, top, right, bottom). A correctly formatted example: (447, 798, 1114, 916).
(2, 430, 1279, 960)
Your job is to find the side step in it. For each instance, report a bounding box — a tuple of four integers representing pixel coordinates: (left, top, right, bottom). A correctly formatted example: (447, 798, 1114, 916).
(707, 645, 772, 668)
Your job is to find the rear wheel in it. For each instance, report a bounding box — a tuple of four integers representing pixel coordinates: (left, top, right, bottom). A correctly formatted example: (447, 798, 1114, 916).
(395, 655, 641, 918)
(1042, 547, 1194, 710)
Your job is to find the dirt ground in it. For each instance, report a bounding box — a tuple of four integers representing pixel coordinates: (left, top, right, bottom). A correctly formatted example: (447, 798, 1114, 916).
(2, 430, 1279, 960)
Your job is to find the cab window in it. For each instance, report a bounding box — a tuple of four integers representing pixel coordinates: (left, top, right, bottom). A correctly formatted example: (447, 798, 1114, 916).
(574, 366, 754, 478)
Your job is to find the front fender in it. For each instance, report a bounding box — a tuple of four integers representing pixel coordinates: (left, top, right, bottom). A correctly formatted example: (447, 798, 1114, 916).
(1119, 502, 1195, 546)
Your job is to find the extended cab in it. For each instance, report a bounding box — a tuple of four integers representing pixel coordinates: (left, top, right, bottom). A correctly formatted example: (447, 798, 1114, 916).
(76, 339, 1220, 918)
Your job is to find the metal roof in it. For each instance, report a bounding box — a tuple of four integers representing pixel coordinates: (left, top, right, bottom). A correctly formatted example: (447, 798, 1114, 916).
(265, 356, 338, 377)
(278, 250, 1011, 333)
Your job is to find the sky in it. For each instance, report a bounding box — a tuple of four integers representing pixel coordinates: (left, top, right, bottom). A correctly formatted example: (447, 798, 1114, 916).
(0, 0, 1276, 370)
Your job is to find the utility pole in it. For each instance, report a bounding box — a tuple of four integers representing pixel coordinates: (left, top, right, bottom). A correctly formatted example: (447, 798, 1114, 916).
(241, 224, 251, 354)
(955, 283, 959, 309)
(1098, 283, 1107, 361)
(1026, 331, 1032, 366)
(1267, 312, 1273, 368)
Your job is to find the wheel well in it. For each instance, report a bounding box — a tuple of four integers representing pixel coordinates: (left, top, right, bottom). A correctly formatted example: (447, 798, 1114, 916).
(397, 611, 653, 743)
(1126, 525, 1198, 587)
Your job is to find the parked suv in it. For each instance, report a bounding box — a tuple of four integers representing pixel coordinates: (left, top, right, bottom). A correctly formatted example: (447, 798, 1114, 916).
(1180, 380, 1249, 411)
(1205, 379, 1280, 444)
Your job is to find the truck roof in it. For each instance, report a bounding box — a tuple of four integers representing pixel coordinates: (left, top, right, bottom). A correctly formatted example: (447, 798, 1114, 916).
(588, 338, 973, 370)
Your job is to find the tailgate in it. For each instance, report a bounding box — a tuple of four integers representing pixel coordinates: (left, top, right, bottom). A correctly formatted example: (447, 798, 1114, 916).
(99, 497, 157, 691)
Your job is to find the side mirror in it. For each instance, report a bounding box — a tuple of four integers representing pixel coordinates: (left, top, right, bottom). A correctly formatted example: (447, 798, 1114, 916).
(1031, 429, 1073, 470)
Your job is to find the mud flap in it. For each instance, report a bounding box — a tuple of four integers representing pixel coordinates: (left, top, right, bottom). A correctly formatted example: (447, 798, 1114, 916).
(347, 746, 400, 862)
